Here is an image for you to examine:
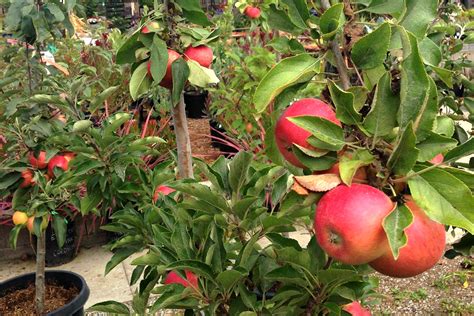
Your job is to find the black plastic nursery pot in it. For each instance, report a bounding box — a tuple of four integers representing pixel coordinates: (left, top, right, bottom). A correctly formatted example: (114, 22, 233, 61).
(0, 270, 90, 316)
(184, 91, 208, 119)
(35, 220, 76, 267)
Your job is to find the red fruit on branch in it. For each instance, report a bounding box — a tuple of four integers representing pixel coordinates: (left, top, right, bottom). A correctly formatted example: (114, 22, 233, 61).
(47, 155, 69, 178)
(275, 98, 341, 168)
(147, 49, 181, 89)
(429, 153, 444, 165)
(314, 184, 394, 265)
(369, 197, 446, 278)
(343, 301, 371, 316)
(28, 151, 48, 169)
(20, 169, 35, 188)
(244, 6, 261, 19)
(153, 185, 176, 203)
(184, 45, 213, 68)
(164, 270, 198, 289)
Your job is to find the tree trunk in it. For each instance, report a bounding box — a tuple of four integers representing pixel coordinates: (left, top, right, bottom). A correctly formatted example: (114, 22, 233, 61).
(172, 93, 194, 179)
(35, 231, 46, 315)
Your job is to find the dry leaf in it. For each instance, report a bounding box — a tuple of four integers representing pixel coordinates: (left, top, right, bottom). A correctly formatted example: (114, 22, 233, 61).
(292, 180, 309, 195)
(294, 174, 341, 192)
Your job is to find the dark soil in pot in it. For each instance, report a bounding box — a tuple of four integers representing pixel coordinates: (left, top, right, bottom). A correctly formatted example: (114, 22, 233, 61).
(0, 270, 89, 316)
(185, 91, 208, 119)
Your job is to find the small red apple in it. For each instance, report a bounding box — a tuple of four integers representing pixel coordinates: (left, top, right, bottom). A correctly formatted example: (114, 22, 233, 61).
(244, 6, 261, 19)
(429, 153, 444, 165)
(369, 196, 446, 278)
(141, 21, 160, 34)
(343, 301, 371, 316)
(314, 184, 394, 265)
(153, 185, 176, 203)
(28, 151, 48, 169)
(19, 169, 35, 188)
(164, 270, 198, 289)
(275, 98, 341, 168)
(184, 45, 213, 68)
(147, 49, 181, 89)
(47, 155, 69, 178)
(63, 152, 76, 162)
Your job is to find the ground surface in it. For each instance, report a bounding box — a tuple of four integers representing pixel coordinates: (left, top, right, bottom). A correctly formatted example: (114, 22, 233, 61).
(188, 118, 221, 163)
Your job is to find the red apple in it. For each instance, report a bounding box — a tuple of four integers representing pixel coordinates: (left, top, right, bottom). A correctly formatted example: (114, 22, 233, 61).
(244, 6, 261, 19)
(343, 301, 371, 316)
(275, 98, 341, 168)
(28, 151, 48, 169)
(63, 152, 76, 162)
(141, 21, 160, 34)
(164, 270, 198, 289)
(153, 185, 176, 203)
(19, 169, 35, 188)
(47, 155, 69, 178)
(369, 196, 446, 278)
(27, 216, 49, 233)
(314, 184, 394, 265)
(184, 45, 213, 68)
(429, 153, 444, 165)
(147, 49, 181, 89)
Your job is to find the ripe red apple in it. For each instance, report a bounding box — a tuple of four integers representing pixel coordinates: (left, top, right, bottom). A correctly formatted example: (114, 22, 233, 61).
(28, 151, 48, 169)
(147, 49, 181, 89)
(275, 98, 341, 168)
(343, 301, 371, 316)
(47, 155, 69, 178)
(184, 45, 213, 68)
(429, 153, 444, 165)
(19, 169, 35, 188)
(153, 185, 176, 203)
(369, 197, 446, 278)
(244, 6, 261, 19)
(314, 184, 394, 265)
(63, 152, 76, 162)
(164, 270, 198, 289)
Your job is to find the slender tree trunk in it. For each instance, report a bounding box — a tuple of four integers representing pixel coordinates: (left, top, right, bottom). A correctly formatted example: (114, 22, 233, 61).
(172, 94, 194, 179)
(35, 231, 46, 315)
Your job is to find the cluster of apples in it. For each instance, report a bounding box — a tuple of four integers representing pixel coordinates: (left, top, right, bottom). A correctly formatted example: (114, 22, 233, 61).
(19, 151, 73, 188)
(244, 6, 261, 19)
(275, 98, 446, 278)
(141, 26, 214, 89)
(12, 211, 48, 233)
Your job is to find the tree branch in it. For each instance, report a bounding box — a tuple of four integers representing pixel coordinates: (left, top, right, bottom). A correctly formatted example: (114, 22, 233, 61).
(172, 94, 194, 178)
(320, 0, 351, 90)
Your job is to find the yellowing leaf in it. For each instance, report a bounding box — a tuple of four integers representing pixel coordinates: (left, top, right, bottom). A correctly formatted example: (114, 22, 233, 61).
(294, 174, 341, 192)
(292, 180, 309, 195)
(187, 60, 219, 88)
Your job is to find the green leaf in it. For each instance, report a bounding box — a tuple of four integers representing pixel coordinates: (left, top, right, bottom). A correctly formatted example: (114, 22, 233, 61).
(400, 0, 438, 39)
(175, 0, 211, 26)
(328, 80, 362, 125)
(216, 270, 246, 293)
(287, 116, 345, 150)
(52, 215, 67, 248)
(435, 116, 455, 138)
(72, 120, 92, 133)
(352, 23, 391, 69)
(339, 150, 374, 185)
(265, 265, 307, 286)
(9, 226, 22, 249)
(90, 86, 120, 114)
(408, 168, 474, 234)
(171, 58, 189, 106)
(292, 146, 337, 171)
(129, 62, 151, 101)
(419, 37, 441, 66)
(229, 151, 253, 196)
(444, 138, 474, 162)
(116, 32, 143, 64)
(44, 3, 65, 22)
(397, 30, 430, 131)
(363, 72, 400, 137)
(432, 66, 454, 89)
(443, 167, 474, 190)
(254, 54, 319, 113)
(387, 122, 419, 176)
(267, 4, 304, 34)
(187, 60, 219, 88)
(383, 204, 413, 260)
(80, 191, 102, 215)
(150, 35, 168, 83)
(88, 301, 130, 314)
(281, 0, 309, 30)
(105, 247, 140, 275)
(320, 3, 345, 40)
(361, 0, 404, 14)
(414, 77, 438, 142)
(170, 182, 230, 213)
(416, 133, 457, 162)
